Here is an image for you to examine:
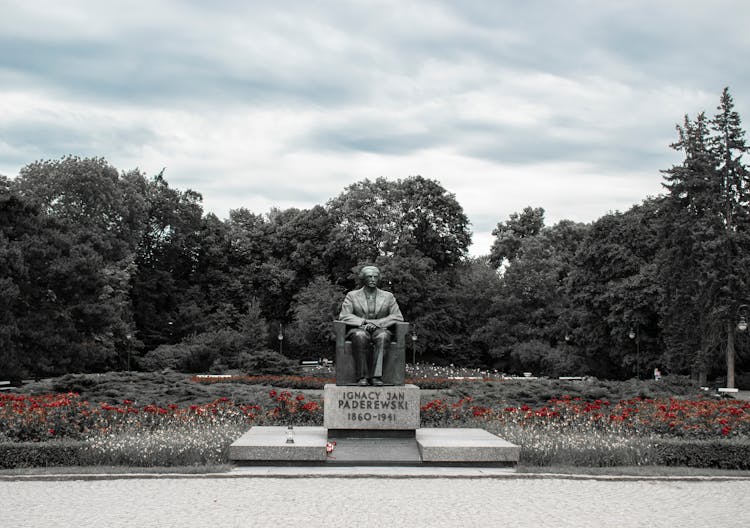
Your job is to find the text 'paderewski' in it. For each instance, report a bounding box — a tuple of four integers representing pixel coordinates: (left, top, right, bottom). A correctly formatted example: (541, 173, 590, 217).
(337, 390, 408, 410)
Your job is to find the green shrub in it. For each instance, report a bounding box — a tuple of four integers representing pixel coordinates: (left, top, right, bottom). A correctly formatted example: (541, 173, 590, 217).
(140, 345, 183, 371)
(653, 438, 750, 469)
(0, 440, 86, 469)
(237, 349, 297, 375)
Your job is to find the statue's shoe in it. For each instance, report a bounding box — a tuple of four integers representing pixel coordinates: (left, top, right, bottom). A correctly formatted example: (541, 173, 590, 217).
(358, 378, 368, 386)
(373, 377, 384, 386)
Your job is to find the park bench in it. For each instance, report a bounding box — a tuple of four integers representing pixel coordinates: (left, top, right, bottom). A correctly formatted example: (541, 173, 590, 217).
(0, 380, 12, 391)
(718, 387, 739, 398)
(301, 360, 319, 366)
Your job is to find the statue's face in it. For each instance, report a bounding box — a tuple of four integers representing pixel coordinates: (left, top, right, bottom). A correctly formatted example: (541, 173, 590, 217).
(362, 269, 380, 288)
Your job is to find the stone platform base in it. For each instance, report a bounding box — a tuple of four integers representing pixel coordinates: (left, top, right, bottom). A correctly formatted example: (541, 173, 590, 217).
(229, 427, 519, 468)
(229, 427, 328, 463)
(416, 428, 519, 464)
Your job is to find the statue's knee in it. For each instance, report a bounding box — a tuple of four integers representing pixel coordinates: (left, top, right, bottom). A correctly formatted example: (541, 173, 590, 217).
(373, 331, 392, 344)
(347, 329, 369, 344)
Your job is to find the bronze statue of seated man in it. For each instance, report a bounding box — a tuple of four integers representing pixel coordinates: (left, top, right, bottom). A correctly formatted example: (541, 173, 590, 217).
(338, 265, 404, 386)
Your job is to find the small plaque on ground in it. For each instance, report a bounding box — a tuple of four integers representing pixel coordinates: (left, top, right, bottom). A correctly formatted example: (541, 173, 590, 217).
(323, 383, 420, 430)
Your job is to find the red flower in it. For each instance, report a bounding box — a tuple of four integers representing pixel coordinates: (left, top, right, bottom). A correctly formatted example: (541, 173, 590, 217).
(472, 406, 491, 417)
(296, 394, 305, 401)
(269, 390, 278, 398)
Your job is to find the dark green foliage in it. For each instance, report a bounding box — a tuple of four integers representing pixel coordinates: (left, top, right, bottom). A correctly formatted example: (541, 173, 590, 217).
(327, 176, 471, 272)
(0, 441, 86, 469)
(489, 206, 545, 267)
(235, 349, 296, 375)
(653, 438, 750, 469)
(287, 276, 345, 359)
(658, 88, 750, 381)
(42, 371, 278, 405)
(479, 215, 590, 375)
(565, 200, 663, 379)
(3, 90, 750, 381)
(450, 376, 702, 408)
(2, 159, 141, 377)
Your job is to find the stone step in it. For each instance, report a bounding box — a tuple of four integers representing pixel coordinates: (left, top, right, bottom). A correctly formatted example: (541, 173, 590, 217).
(416, 428, 520, 464)
(229, 426, 519, 468)
(326, 437, 422, 465)
(229, 426, 328, 463)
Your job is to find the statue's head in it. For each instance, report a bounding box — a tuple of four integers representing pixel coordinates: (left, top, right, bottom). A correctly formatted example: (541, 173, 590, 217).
(358, 265, 381, 287)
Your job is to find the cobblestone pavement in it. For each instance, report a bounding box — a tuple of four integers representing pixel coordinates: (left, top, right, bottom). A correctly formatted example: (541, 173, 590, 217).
(1, 475, 748, 528)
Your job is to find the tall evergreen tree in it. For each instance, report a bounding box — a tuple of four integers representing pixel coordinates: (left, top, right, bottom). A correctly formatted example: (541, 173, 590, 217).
(711, 88, 750, 387)
(659, 89, 750, 385)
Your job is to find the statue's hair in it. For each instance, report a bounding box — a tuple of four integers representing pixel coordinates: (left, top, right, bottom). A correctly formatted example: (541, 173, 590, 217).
(358, 265, 381, 280)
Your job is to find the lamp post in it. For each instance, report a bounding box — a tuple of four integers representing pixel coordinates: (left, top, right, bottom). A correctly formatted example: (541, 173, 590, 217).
(738, 305, 748, 332)
(125, 333, 132, 372)
(629, 326, 640, 380)
(278, 324, 284, 355)
(411, 332, 418, 365)
(731, 305, 749, 389)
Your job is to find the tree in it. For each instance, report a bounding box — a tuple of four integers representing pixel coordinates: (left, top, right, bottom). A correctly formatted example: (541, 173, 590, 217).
(479, 218, 589, 374)
(326, 176, 471, 273)
(658, 89, 750, 385)
(287, 276, 345, 359)
(225, 205, 338, 325)
(566, 201, 662, 378)
(711, 88, 750, 387)
(9, 157, 146, 375)
(0, 187, 40, 378)
(130, 171, 205, 349)
(489, 206, 545, 268)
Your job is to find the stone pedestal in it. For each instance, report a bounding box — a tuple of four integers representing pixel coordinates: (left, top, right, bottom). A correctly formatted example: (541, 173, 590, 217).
(229, 383, 520, 468)
(323, 384, 419, 430)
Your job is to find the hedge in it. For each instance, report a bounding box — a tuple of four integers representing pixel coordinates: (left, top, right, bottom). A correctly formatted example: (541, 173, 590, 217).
(0, 441, 87, 469)
(3, 437, 750, 470)
(652, 438, 750, 469)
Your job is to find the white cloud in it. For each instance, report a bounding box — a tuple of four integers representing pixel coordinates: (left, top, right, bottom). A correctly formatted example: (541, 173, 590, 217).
(2, 0, 750, 256)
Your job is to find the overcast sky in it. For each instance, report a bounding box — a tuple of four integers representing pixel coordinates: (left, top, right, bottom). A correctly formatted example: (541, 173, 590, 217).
(1, 1, 749, 254)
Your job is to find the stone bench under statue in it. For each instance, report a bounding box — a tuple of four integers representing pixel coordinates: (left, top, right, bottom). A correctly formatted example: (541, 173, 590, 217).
(333, 320, 408, 386)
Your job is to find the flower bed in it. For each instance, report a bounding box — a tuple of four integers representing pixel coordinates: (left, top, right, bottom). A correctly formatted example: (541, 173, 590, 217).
(2, 391, 749, 469)
(420, 395, 750, 439)
(419, 395, 750, 468)
(0, 391, 321, 468)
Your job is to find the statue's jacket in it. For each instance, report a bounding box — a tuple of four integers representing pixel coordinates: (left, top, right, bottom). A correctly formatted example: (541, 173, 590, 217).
(338, 287, 404, 329)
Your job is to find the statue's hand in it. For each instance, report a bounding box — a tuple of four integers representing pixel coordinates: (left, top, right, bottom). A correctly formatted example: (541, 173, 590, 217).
(364, 322, 378, 332)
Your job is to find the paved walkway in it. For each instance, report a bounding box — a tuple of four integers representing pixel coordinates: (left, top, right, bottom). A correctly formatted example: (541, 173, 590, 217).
(2, 471, 749, 528)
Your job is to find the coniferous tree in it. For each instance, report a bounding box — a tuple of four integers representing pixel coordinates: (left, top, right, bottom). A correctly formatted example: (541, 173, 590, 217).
(711, 88, 750, 387)
(659, 89, 750, 385)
